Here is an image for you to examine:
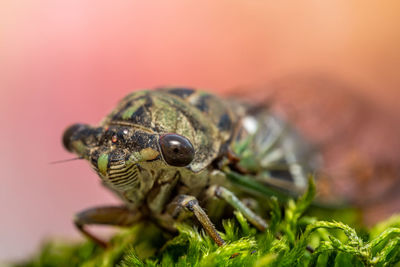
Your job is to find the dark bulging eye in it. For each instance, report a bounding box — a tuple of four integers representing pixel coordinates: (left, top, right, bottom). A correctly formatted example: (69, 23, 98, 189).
(159, 134, 195, 167)
(62, 123, 88, 152)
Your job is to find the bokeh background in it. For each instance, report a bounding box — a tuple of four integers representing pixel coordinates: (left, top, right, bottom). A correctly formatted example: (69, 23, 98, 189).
(1, 1, 400, 261)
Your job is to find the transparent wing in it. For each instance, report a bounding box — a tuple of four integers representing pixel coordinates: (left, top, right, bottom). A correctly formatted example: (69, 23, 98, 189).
(230, 110, 321, 198)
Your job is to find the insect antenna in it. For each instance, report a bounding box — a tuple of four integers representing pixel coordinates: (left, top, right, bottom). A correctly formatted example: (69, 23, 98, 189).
(49, 157, 84, 164)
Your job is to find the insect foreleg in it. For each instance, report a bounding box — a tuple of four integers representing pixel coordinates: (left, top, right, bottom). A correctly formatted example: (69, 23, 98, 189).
(173, 195, 226, 246)
(207, 185, 268, 231)
(74, 205, 142, 248)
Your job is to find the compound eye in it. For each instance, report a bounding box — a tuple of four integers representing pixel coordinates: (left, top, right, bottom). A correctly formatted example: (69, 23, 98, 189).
(159, 134, 195, 167)
(62, 124, 88, 152)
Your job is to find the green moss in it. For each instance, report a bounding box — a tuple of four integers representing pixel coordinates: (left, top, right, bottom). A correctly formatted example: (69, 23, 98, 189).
(16, 180, 400, 267)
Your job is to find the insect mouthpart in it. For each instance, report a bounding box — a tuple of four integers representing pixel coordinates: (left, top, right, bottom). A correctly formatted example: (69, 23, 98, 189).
(106, 162, 140, 190)
(92, 151, 140, 190)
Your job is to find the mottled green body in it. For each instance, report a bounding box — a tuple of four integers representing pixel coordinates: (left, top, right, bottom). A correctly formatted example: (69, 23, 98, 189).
(64, 88, 318, 243)
(103, 88, 236, 173)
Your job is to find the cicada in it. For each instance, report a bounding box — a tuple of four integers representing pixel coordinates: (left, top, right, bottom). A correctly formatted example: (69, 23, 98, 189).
(63, 88, 319, 247)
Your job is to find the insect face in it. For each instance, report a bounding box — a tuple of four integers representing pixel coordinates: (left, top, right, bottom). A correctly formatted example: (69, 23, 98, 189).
(63, 123, 197, 197)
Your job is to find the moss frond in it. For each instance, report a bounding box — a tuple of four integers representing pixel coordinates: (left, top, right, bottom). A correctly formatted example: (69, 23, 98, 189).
(16, 179, 400, 267)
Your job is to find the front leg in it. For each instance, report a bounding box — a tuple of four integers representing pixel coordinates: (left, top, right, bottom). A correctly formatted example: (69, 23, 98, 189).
(74, 205, 142, 248)
(207, 185, 268, 231)
(173, 195, 226, 247)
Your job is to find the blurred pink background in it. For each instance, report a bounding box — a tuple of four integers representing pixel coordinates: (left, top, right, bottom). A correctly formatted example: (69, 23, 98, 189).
(1, 1, 400, 261)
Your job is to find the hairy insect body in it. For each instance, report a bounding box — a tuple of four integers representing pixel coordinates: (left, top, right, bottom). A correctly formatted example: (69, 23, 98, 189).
(63, 88, 317, 247)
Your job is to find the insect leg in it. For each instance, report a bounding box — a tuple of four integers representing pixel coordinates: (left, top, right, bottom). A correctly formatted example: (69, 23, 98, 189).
(173, 195, 226, 246)
(74, 205, 142, 248)
(208, 185, 268, 231)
